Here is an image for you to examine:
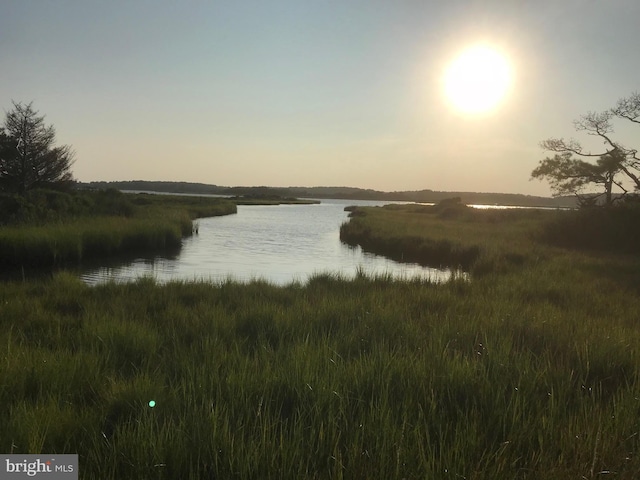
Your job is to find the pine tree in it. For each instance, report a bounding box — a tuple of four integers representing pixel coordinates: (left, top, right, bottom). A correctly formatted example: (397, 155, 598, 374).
(0, 102, 75, 193)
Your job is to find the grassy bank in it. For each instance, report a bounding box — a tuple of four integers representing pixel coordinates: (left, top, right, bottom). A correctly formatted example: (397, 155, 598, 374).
(341, 203, 563, 275)
(340, 202, 640, 275)
(2, 201, 640, 478)
(0, 190, 236, 268)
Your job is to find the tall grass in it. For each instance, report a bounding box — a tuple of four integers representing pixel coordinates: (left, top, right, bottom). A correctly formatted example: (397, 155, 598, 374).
(0, 216, 184, 267)
(340, 204, 548, 275)
(539, 205, 640, 253)
(127, 192, 238, 219)
(1, 258, 640, 478)
(0, 192, 236, 268)
(2, 201, 639, 477)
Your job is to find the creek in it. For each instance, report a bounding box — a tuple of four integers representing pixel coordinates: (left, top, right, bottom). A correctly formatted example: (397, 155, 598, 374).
(80, 199, 452, 285)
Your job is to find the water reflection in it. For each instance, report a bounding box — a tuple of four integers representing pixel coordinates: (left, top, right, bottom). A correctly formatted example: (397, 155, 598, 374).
(80, 200, 456, 286)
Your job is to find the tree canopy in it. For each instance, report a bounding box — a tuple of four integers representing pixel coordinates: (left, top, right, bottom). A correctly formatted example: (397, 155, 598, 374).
(0, 102, 75, 193)
(532, 92, 640, 206)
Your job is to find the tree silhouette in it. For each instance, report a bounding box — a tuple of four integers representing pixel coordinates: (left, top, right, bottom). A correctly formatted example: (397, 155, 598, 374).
(531, 150, 626, 207)
(0, 102, 75, 193)
(533, 92, 640, 204)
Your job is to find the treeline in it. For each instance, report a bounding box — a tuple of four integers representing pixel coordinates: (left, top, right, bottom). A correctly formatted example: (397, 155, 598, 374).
(80, 181, 576, 207)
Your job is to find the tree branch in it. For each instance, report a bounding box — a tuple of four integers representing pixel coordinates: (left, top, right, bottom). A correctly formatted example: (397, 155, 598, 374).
(612, 92, 640, 124)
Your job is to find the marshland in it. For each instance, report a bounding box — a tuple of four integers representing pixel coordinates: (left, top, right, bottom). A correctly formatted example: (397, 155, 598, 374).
(5, 1, 640, 476)
(2, 189, 640, 478)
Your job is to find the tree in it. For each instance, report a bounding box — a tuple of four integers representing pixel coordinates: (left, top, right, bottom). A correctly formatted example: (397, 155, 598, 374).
(532, 92, 640, 204)
(0, 102, 75, 193)
(531, 150, 626, 207)
(612, 91, 640, 125)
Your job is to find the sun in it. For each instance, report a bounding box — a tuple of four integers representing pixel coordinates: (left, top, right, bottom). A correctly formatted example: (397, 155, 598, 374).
(443, 45, 513, 115)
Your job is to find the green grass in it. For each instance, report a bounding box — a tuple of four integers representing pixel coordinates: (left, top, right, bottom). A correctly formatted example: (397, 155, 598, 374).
(1, 202, 640, 478)
(0, 191, 236, 268)
(1, 256, 640, 478)
(341, 203, 640, 275)
(341, 204, 557, 275)
(126, 192, 238, 219)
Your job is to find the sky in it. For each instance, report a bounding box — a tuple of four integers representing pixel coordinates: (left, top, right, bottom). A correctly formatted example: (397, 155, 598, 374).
(1, 0, 639, 196)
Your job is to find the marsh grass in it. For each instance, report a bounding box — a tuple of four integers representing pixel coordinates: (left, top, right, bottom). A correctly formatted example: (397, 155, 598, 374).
(1, 253, 640, 478)
(341, 205, 553, 275)
(0, 192, 236, 268)
(0, 216, 187, 268)
(2, 202, 640, 477)
(539, 205, 640, 253)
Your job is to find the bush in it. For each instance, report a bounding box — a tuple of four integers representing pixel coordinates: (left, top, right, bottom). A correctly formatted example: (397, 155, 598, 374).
(0, 190, 81, 225)
(0, 189, 139, 225)
(92, 188, 135, 217)
(540, 205, 640, 253)
(0, 193, 29, 224)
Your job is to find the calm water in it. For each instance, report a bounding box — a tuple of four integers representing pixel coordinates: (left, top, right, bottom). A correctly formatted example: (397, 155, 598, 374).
(80, 199, 453, 285)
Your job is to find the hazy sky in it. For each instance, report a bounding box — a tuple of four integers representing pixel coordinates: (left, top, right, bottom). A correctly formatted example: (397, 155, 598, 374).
(2, 1, 639, 196)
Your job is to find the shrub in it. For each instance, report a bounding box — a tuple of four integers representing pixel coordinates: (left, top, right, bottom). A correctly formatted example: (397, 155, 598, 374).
(92, 189, 135, 217)
(540, 205, 640, 253)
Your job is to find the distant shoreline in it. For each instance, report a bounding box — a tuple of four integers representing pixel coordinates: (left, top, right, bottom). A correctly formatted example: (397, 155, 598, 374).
(79, 180, 578, 208)
(119, 189, 320, 205)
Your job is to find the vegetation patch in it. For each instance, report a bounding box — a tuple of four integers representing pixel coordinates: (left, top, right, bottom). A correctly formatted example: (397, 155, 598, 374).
(539, 202, 640, 253)
(0, 189, 236, 269)
(0, 257, 639, 478)
(340, 202, 544, 275)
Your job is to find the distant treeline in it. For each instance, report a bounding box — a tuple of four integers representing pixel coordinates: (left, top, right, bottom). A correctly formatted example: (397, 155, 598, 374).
(79, 180, 577, 207)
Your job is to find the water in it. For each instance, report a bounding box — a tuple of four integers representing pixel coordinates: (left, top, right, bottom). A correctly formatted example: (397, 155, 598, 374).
(80, 199, 453, 285)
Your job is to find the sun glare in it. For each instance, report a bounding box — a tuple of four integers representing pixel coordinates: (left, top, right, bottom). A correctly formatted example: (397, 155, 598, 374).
(443, 45, 513, 115)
